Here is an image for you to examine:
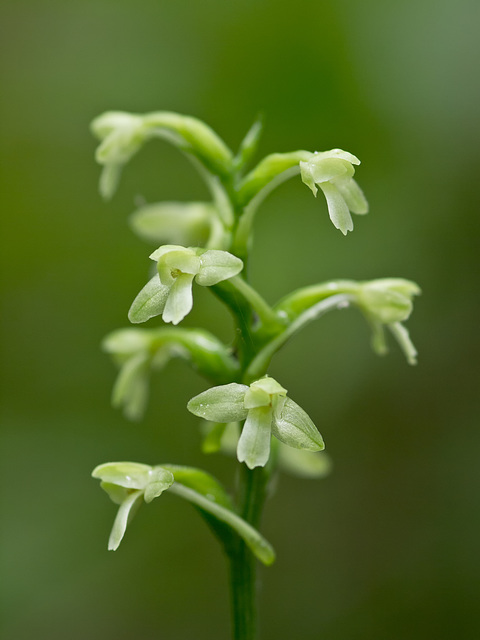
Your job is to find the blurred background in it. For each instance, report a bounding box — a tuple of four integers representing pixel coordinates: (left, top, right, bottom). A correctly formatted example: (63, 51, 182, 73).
(1, 1, 479, 638)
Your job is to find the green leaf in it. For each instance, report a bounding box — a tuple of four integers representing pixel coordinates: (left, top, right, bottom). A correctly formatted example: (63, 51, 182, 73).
(233, 114, 264, 171)
(163, 465, 234, 510)
(187, 383, 249, 422)
(272, 398, 324, 451)
(168, 478, 276, 565)
(128, 274, 170, 324)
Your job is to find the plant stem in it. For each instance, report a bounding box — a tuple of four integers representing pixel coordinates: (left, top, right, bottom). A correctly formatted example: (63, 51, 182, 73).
(229, 466, 270, 640)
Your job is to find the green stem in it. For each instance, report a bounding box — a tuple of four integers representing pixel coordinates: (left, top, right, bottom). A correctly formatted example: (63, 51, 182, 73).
(228, 276, 285, 331)
(246, 293, 354, 382)
(229, 466, 270, 640)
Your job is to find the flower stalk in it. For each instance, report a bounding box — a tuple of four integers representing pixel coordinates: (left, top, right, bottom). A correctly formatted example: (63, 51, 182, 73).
(90, 109, 419, 640)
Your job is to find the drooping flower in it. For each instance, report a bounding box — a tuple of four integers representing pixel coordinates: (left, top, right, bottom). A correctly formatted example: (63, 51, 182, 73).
(355, 278, 421, 364)
(300, 149, 368, 235)
(187, 376, 324, 469)
(128, 245, 243, 326)
(92, 462, 174, 550)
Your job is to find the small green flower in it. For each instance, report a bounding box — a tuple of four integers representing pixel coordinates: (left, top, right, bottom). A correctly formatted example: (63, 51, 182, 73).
(128, 245, 243, 326)
(355, 278, 421, 364)
(300, 149, 368, 235)
(187, 376, 324, 469)
(92, 462, 174, 550)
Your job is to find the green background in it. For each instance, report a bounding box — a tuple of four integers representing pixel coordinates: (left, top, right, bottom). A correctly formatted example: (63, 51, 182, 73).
(1, 1, 479, 638)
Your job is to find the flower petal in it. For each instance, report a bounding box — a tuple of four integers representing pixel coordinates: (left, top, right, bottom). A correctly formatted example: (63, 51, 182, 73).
(128, 274, 170, 324)
(388, 322, 418, 365)
(108, 490, 144, 551)
(195, 250, 243, 286)
(162, 273, 195, 325)
(144, 468, 175, 503)
(272, 398, 324, 451)
(187, 383, 249, 422)
(333, 177, 369, 215)
(92, 462, 153, 490)
(237, 406, 273, 469)
(318, 182, 353, 235)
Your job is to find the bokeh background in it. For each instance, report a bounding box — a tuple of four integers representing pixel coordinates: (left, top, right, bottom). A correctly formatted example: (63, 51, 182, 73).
(1, 1, 479, 638)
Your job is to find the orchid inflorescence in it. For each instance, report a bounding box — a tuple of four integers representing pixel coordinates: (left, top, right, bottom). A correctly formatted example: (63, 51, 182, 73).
(91, 109, 419, 638)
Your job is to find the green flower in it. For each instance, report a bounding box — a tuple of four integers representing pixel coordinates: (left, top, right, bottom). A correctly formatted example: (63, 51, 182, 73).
(128, 245, 243, 326)
(300, 149, 368, 235)
(188, 376, 324, 469)
(355, 278, 421, 364)
(92, 462, 174, 550)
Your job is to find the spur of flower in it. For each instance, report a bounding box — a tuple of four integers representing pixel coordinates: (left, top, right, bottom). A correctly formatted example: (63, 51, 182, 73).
(300, 149, 368, 235)
(187, 376, 324, 469)
(92, 462, 174, 550)
(128, 245, 243, 326)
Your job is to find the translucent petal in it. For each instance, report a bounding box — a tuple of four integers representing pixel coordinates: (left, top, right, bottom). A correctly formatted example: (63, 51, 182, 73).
(128, 274, 170, 324)
(195, 250, 243, 286)
(108, 490, 144, 551)
(272, 398, 324, 451)
(237, 406, 273, 469)
(333, 177, 369, 214)
(92, 462, 153, 490)
(187, 383, 249, 422)
(319, 182, 353, 235)
(162, 273, 195, 325)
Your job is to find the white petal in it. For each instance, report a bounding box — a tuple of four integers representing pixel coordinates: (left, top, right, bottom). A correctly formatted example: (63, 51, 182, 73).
(237, 407, 273, 469)
(162, 273, 195, 324)
(319, 182, 353, 235)
(108, 490, 144, 551)
(195, 250, 243, 287)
